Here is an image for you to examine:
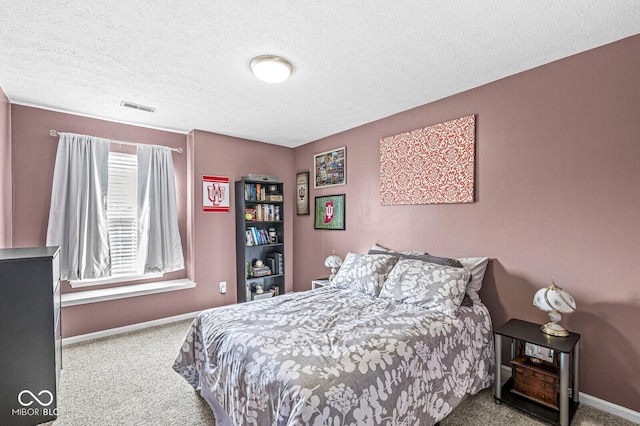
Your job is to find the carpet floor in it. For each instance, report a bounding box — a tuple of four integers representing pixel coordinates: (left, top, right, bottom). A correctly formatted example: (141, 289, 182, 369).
(44, 319, 635, 426)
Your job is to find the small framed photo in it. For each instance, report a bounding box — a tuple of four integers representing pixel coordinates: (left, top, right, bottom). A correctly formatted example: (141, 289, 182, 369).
(296, 171, 310, 215)
(525, 343, 555, 364)
(314, 147, 346, 188)
(314, 194, 346, 230)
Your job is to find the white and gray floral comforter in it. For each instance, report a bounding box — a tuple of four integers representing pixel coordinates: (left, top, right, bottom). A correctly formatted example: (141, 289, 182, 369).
(173, 287, 494, 425)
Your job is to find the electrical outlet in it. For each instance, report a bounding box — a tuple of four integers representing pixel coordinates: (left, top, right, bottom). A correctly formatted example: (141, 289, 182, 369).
(219, 281, 227, 294)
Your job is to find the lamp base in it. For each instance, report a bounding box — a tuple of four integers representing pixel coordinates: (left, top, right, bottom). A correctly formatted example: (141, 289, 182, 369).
(540, 322, 569, 337)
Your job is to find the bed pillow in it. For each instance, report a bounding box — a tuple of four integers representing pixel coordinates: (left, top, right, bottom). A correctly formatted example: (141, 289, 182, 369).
(379, 258, 470, 317)
(368, 249, 464, 268)
(457, 257, 489, 304)
(330, 252, 398, 297)
(368, 243, 426, 256)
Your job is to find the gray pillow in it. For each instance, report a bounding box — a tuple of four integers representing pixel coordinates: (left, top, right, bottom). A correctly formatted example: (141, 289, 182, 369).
(368, 243, 426, 256)
(379, 258, 470, 317)
(330, 252, 398, 297)
(368, 249, 464, 268)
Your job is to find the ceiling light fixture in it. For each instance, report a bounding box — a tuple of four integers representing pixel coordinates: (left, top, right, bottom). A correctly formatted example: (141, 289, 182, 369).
(250, 55, 293, 84)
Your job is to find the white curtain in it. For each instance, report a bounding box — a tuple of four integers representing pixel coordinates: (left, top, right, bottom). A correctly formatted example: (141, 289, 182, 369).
(46, 133, 110, 280)
(137, 144, 184, 274)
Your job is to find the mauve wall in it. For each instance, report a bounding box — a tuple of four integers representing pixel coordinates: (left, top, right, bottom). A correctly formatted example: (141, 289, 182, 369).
(187, 130, 294, 299)
(0, 87, 11, 248)
(9, 106, 294, 336)
(292, 35, 640, 412)
(9, 106, 196, 336)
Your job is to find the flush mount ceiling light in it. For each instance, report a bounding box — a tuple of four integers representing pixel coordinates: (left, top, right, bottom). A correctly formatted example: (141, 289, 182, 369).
(250, 55, 293, 84)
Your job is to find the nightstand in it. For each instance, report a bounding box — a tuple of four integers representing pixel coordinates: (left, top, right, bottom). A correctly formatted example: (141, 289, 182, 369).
(494, 318, 580, 426)
(311, 278, 330, 290)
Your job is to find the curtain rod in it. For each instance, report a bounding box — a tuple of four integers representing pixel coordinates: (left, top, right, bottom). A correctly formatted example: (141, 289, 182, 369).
(49, 130, 183, 153)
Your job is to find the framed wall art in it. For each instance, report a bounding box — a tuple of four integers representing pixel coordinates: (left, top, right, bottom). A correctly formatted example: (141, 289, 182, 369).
(296, 171, 310, 215)
(202, 175, 229, 212)
(380, 115, 476, 205)
(314, 194, 345, 230)
(314, 146, 346, 188)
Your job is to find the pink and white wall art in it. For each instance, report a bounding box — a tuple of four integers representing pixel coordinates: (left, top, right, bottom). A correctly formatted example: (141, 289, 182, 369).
(380, 115, 476, 205)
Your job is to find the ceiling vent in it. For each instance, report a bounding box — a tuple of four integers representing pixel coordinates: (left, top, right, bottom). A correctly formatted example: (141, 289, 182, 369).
(120, 101, 156, 113)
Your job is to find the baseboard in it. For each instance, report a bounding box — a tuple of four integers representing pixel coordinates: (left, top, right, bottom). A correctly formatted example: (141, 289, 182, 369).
(61, 310, 200, 346)
(500, 365, 640, 424)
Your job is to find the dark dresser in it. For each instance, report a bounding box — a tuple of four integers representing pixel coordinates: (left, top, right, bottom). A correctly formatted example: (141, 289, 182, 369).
(0, 246, 61, 425)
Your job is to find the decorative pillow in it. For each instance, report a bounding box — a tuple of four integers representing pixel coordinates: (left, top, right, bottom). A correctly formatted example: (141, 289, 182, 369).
(368, 243, 426, 256)
(379, 258, 470, 317)
(457, 257, 489, 304)
(330, 252, 398, 297)
(368, 249, 464, 268)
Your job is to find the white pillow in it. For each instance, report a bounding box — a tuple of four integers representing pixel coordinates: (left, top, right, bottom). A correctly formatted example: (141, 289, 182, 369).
(458, 257, 489, 304)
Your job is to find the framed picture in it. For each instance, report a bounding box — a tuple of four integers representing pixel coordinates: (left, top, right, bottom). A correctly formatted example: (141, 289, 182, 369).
(314, 194, 346, 230)
(314, 146, 346, 188)
(202, 175, 229, 212)
(296, 171, 310, 215)
(524, 343, 555, 364)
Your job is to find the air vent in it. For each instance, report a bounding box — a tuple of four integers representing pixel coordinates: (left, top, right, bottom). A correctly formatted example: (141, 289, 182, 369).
(120, 101, 156, 113)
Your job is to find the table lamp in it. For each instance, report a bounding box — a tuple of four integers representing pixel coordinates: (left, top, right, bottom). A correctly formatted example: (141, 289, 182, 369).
(533, 278, 576, 337)
(324, 251, 342, 282)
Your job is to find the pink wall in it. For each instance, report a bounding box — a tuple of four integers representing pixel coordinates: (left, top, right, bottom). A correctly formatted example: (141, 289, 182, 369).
(187, 130, 294, 300)
(0, 87, 11, 248)
(293, 35, 640, 412)
(9, 106, 294, 336)
(10, 106, 196, 335)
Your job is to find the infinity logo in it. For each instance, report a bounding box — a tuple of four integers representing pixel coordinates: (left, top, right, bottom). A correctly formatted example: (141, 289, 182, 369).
(18, 390, 53, 407)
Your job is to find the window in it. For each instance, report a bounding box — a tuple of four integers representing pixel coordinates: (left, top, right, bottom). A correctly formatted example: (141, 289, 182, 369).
(49, 133, 184, 285)
(69, 152, 160, 287)
(107, 152, 140, 276)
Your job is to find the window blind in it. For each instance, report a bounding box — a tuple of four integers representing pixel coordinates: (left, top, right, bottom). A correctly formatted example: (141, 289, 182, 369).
(107, 152, 140, 276)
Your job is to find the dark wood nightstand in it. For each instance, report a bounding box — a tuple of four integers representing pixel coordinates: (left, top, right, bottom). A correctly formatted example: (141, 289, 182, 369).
(494, 318, 580, 426)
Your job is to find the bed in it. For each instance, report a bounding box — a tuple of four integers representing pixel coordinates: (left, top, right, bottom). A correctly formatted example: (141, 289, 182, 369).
(173, 250, 495, 425)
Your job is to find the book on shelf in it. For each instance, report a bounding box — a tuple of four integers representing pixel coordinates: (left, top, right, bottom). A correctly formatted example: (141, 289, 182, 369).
(265, 194, 283, 202)
(249, 204, 276, 222)
(266, 252, 283, 275)
(245, 207, 256, 221)
(265, 257, 277, 275)
(251, 265, 272, 277)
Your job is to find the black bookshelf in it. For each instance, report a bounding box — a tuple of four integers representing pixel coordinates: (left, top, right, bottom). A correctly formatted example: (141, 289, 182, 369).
(235, 179, 285, 302)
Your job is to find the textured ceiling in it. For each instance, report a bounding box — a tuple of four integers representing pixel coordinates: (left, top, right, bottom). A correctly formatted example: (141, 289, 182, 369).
(1, 1, 638, 147)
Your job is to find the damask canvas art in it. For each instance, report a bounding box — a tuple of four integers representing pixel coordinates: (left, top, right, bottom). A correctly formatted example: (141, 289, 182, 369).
(379, 115, 476, 205)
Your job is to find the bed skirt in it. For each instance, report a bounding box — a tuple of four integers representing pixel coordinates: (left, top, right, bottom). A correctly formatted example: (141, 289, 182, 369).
(199, 380, 233, 426)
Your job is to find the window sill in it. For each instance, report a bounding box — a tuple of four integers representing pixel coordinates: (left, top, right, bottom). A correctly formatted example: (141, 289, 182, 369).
(69, 272, 164, 288)
(61, 278, 196, 307)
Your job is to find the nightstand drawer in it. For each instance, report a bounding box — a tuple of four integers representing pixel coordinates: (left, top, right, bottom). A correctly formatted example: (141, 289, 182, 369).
(513, 365, 557, 385)
(511, 380, 557, 409)
(511, 355, 559, 410)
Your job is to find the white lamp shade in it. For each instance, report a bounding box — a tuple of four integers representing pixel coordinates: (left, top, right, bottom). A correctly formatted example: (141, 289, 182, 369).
(250, 55, 293, 84)
(533, 284, 576, 314)
(324, 254, 342, 268)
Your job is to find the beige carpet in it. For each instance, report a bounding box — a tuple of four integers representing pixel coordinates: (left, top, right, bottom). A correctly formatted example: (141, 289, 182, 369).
(45, 319, 635, 426)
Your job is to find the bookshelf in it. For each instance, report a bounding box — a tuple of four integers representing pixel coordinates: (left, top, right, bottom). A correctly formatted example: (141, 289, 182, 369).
(235, 179, 285, 303)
